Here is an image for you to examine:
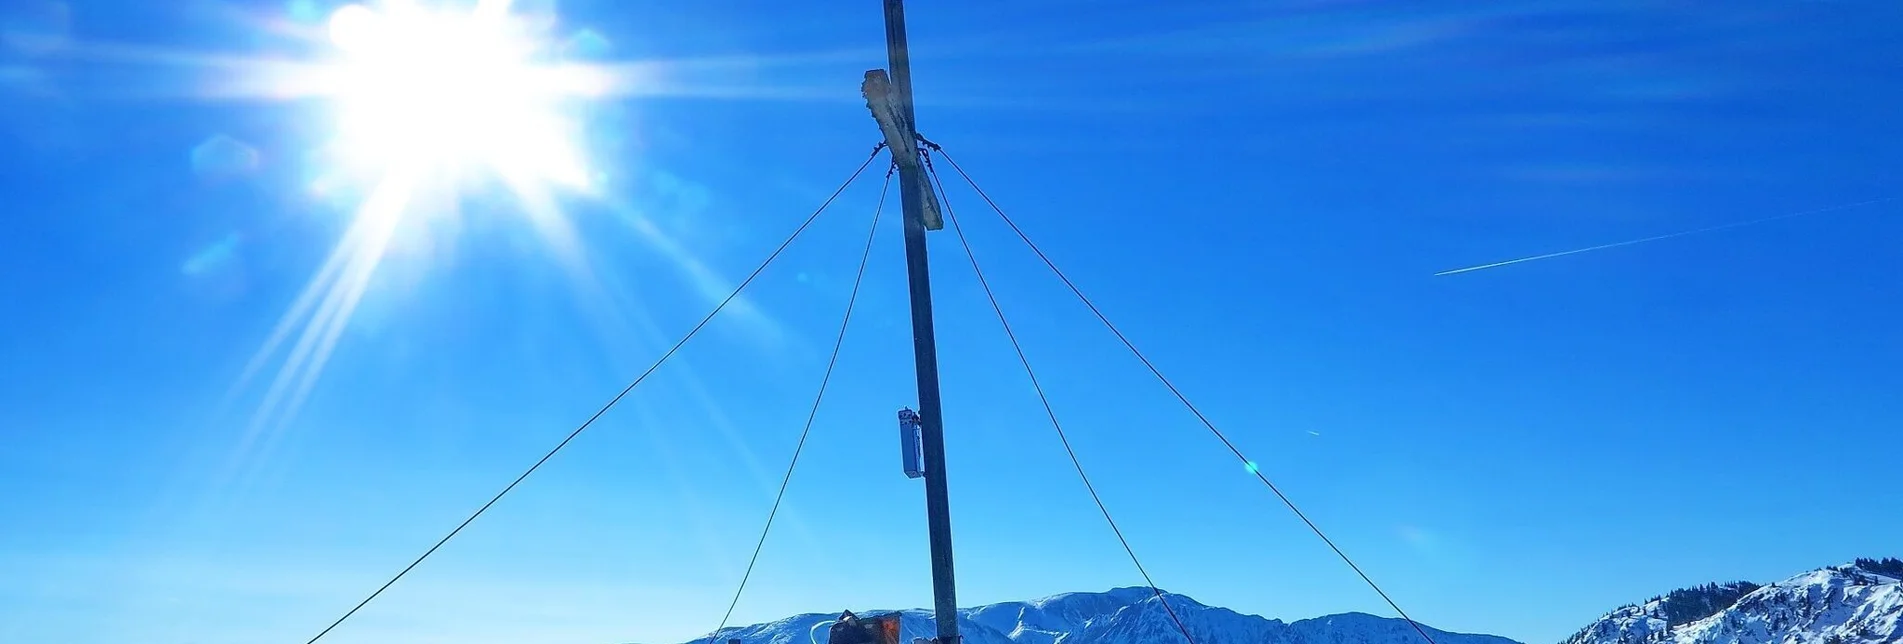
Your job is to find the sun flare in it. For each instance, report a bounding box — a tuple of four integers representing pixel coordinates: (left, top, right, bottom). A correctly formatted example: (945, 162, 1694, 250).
(320, 0, 598, 186)
(236, 0, 611, 441)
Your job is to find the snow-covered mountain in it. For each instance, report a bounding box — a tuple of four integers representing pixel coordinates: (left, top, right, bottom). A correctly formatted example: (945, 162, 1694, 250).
(1564, 559, 1903, 644)
(669, 587, 1517, 644)
(654, 558, 1903, 644)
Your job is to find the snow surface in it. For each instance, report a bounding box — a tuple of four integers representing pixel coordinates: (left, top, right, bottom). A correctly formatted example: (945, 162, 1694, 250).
(1564, 564, 1903, 644)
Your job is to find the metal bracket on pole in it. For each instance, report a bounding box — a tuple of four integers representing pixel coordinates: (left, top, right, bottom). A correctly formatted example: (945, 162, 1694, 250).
(898, 408, 926, 479)
(862, 69, 944, 231)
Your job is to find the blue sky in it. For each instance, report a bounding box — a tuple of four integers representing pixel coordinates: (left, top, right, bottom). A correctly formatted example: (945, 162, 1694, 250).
(3, 1, 1901, 644)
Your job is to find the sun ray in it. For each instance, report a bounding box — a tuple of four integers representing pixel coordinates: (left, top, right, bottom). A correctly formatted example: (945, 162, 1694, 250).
(495, 154, 590, 267)
(211, 0, 879, 467)
(235, 170, 414, 469)
(277, 174, 414, 420)
(605, 204, 782, 343)
(218, 0, 615, 444)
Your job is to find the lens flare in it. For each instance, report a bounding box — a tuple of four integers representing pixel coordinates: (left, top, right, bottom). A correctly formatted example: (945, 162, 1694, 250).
(318, 0, 598, 187)
(236, 0, 608, 450)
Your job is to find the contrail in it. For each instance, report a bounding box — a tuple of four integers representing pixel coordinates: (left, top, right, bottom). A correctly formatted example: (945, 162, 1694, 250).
(1435, 197, 1898, 276)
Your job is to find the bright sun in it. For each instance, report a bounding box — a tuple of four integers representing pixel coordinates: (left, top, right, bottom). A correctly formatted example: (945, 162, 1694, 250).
(321, 0, 597, 187)
(237, 0, 612, 440)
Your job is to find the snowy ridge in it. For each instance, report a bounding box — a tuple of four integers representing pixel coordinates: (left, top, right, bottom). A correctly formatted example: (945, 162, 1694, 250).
(653, 560, 1903, 644)
(666, 587, 1514, 644)
(1564, 563, 1903, 644)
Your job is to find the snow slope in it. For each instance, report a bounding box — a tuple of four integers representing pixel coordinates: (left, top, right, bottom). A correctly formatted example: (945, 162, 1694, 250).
(1564, 563, 1903, 644)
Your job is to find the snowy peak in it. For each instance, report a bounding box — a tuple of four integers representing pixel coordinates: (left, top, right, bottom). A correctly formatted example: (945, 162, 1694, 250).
(1564, 582, 1765, 644)
(677, 588, 1512, 644)
(1065, 591, 1277, 644)
(967, 587, 1173, 644)
(1289, 613, 1520, 644)
(1565, 561, 1903, 644)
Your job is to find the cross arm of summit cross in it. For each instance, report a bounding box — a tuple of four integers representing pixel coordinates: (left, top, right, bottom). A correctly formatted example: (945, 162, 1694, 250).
(862, 69, 944, 230)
